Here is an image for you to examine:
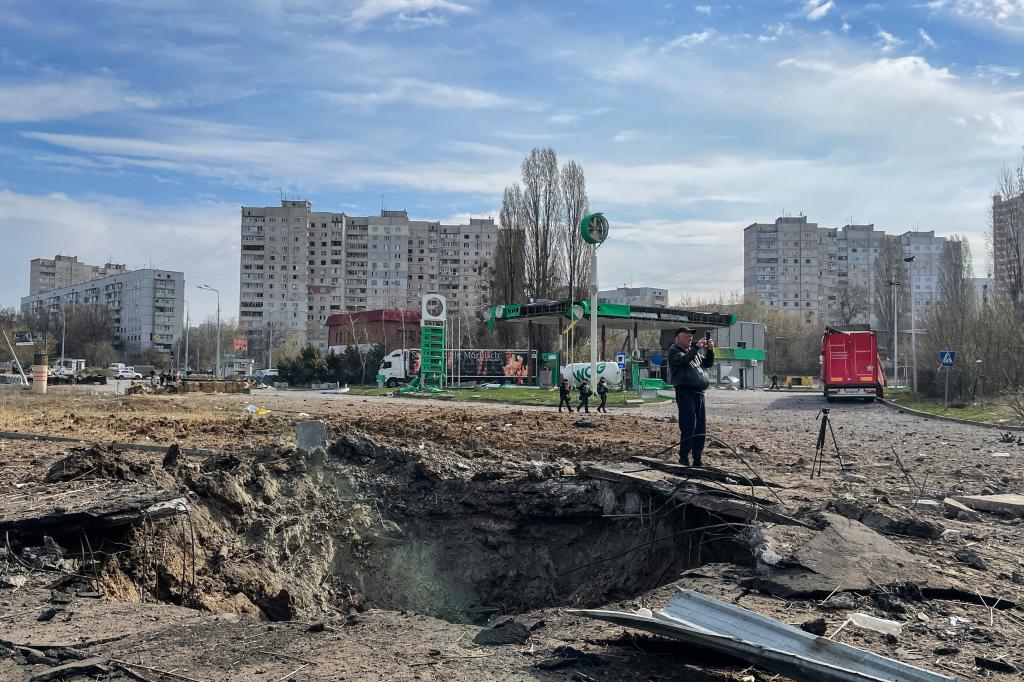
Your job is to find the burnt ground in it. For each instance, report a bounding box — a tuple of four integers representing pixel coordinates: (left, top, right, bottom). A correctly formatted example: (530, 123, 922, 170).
(0, 386, 1022, 681)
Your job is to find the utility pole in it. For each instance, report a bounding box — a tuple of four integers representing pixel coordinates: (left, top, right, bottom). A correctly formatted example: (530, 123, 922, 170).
(183, 301, 189, 374)
(267, 321, 273, 370)
(58, 304, 66, 373)
(887, 279, 900, 386)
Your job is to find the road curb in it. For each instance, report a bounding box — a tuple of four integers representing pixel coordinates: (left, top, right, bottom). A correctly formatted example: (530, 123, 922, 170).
(876, 399, 1024, 432)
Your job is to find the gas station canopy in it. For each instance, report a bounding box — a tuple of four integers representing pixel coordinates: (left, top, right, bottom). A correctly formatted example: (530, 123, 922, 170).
(487, 300, 736, 332)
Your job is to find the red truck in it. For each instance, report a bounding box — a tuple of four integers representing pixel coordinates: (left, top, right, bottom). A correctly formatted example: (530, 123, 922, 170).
(820, 327, 886, 401)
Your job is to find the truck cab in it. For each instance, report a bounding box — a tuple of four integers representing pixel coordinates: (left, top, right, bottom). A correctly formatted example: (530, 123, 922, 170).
(378, 349, 419, 387)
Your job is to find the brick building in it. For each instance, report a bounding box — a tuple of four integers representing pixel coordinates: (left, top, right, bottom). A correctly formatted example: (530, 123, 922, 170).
(326, 309, 421, 352)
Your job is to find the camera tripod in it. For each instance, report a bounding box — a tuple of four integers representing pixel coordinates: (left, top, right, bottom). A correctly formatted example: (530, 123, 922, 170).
(811, 408, 847, 479)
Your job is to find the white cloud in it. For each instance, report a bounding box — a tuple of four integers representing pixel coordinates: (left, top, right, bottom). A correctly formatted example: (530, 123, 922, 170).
(0, 189, 239, 319)
(21, 118, 519, 196)
(694, 4, 711, 14)
(348, 0, 472, 27)
(757, 22, 793, 42)
(804, 0, 835, 21)
(876, 28, 905, 52)
(662, 30, 713, 51)
(975, 63, 1022, 83)
(548, 113, 579, 124)
(931, 0, 1024, 31)
(612, 130, 640, 143)
(841, 20, 851, 32)
(918, 27, 937, 47)
(320, 77, 512, 110)
(0, 76, 158, 123)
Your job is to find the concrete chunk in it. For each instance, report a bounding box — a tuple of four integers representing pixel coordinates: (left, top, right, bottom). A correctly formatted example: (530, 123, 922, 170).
(951, 494, 1024, 517)
(942, 497, 980, 521)
(296, 420, 328, 451)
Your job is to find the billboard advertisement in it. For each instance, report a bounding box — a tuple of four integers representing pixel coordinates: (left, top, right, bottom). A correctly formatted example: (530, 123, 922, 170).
(446, 349, 531, 384)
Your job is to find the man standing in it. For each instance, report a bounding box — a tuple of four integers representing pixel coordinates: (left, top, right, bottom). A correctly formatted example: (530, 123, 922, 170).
(668, 327, 715, 466)
(596, 377, 609, 413)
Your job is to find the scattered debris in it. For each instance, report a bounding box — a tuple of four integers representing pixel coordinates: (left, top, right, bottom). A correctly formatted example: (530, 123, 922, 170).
(572, 590, 955, 682)
(751, 513, 946, 597)
(45, 444, 149, 482)
(950, 493, 1024, 517)
(799, 617, 827, 636)
(28, 657, 109, 682)
(953, 549, 988, 571)
(974, 655, 1022, 673)
(941, 498, 980, 522)
(473, 618, 532, 645)
(847, 612, 902, 636)
(162, 442, 181, 468)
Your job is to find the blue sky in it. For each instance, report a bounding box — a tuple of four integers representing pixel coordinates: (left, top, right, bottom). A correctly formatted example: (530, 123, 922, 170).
(1, 0, 1022, 321)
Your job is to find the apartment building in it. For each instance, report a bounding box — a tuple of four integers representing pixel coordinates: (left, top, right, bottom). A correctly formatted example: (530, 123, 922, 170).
(29, 255, 127, 295)
(239, 200, 497, 356)
(598, 286, 669, 307)
(992, 191, 1024, 302)
(744, 216, 947, 327)
(21, 268, 184, 353)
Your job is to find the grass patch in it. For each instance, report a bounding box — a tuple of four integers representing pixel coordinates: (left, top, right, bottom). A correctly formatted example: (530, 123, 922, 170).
(886, 395, 1021, 425)
(340, 385, 668, 407)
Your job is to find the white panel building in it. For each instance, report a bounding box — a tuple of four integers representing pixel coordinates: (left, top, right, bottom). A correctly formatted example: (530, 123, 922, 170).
(240, 200, 497, 357)
(21, 269, 184, 354)
(744, 216, 947, 328)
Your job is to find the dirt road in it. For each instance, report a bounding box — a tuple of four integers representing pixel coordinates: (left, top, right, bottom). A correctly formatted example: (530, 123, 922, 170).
(1, 387, 1021, 681)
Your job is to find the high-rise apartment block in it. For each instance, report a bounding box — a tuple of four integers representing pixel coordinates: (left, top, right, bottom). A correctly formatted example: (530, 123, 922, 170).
(29, 255, 127, 295)
(992, 192, 1024, 302)
(744, 216, 947, 327)
(240, 200, 497, 355)
(598, 286, 669, 307)
(21, 268, 184, 353)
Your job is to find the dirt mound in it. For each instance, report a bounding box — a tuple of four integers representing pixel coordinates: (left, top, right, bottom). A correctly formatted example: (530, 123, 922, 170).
(45, 444, 152, 482)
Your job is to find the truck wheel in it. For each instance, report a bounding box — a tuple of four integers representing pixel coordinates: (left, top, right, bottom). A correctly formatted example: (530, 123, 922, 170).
(386, 378, 399, 388)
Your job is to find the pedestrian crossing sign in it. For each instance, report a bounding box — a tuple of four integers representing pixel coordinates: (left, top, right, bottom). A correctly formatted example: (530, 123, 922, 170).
(940, 351, 956, 367)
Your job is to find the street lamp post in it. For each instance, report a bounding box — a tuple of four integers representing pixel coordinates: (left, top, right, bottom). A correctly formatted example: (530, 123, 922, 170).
(58, 304, 66, 374)
(887, 279, 900, 386)
(580, 213, 610, 393)
(198, 285, 221, 378)
(903, 256, 916, 393)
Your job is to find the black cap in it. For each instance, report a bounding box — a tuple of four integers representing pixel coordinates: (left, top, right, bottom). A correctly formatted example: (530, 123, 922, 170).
(674, 326, 696, 336)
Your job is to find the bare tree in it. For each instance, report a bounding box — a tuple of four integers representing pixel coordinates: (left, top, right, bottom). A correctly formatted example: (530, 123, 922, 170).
(835, 282, 870, 326)
(521, 147, 563, 303)
(344, 313, 372, 383)
(873, 235, 909, 365)
(491, 185, 527, 347)
(560, 159, 590, 302)
(992, 161, 1024, 314)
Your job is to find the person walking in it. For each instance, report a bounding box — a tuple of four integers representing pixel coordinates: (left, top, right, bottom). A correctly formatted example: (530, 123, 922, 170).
(557, 378, 573, 412)
(596, 377, 609, 413)
(769, 374, 779, 391)
(576, 381, 592, 413)
(668, 326, 715, 466)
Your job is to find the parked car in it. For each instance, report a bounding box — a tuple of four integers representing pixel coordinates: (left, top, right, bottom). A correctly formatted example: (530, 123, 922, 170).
(116, 368, 143, 380)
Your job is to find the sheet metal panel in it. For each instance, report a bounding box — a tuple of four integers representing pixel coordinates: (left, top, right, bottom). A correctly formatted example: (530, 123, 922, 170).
(571, 590, 959, 682)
